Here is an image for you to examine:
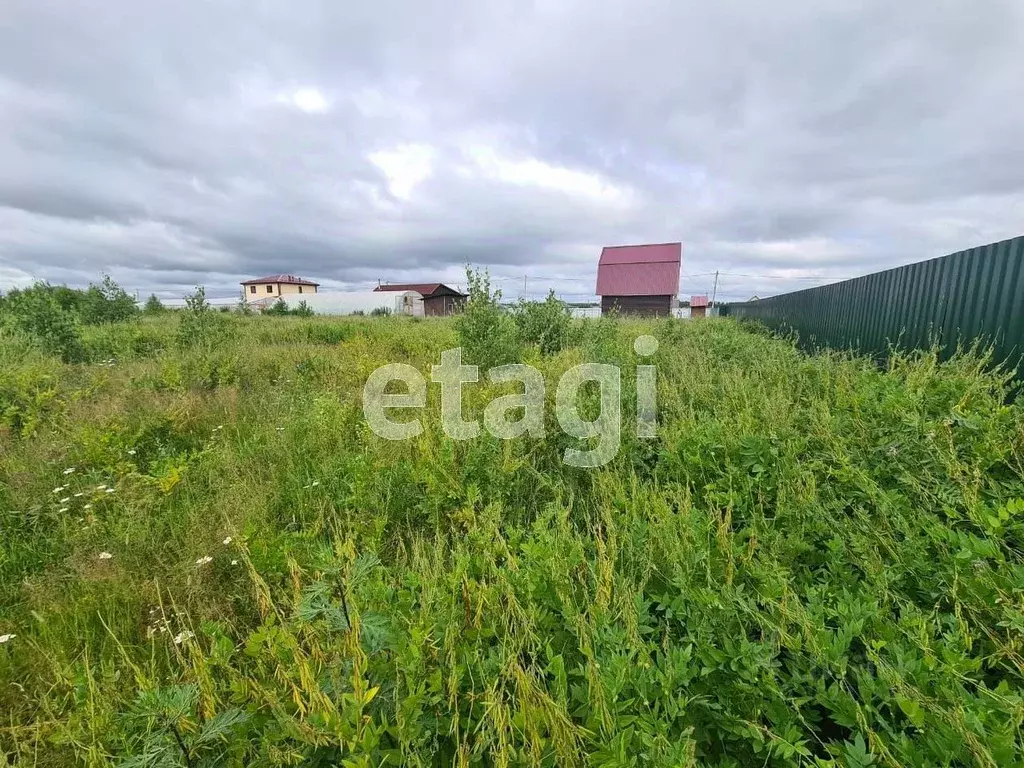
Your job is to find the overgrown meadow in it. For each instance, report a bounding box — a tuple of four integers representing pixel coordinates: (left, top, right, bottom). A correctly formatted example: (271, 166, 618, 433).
(2, 280, 1024, 766)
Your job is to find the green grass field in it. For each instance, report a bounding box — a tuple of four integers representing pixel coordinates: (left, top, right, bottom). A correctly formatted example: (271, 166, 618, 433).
(2, 312, 1024, 766)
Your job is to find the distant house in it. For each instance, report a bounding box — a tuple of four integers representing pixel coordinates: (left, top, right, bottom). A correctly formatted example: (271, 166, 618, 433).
(242, 274, 319, 306)
(595, 242, 682, 317)
(690, 295, 709, 318)
(374, 283, 467, 316)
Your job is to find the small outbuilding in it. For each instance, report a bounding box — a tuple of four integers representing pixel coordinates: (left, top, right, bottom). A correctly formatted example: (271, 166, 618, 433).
(596, 242, 682, 317)
(374, 283, 467, 316)
(690, 295, 709, 318)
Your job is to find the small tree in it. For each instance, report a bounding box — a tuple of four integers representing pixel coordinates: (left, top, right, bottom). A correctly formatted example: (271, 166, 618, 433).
(512, 290, 578, 355)
(263, 298, 290, 316)
(143, 294, 165, 315)
(455, 266, 521, 368)
(80, 275, 138, 324)
(293, 300, 314, 317)
(236, 290, 253, 315)
(176, 286, 224, 350)
(1, 283, 85, 362)
(370, 306, 391, 317)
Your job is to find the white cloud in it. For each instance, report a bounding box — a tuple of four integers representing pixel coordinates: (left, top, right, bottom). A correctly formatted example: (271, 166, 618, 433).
(287, 87, 329, 114)
(369, 144, 436, 200)
(465, 145, 632, 205)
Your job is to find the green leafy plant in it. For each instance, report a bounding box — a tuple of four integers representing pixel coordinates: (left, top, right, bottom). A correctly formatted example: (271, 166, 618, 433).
(0, 283, 85, 362)
(455, 265, 521, 368)
(143, 294, 166, 315)
(175, 286, 225, 350)
(79, 275, 138, 325)
(262, 298, 290, 316)
(512, 289, 579, 354)
(119, 685, 248, 767)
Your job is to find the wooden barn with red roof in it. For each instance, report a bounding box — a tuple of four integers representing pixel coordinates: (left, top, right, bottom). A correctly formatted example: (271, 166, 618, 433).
(595, 242, 682, 317)
(374, 282, 467, 316)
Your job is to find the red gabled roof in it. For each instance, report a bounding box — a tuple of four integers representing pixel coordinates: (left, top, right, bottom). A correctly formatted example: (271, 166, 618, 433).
(690, 295, 709, 308)
(596, 242, 681, 296)
(374, 283, 466, 297)
(241, 274, 320, 287)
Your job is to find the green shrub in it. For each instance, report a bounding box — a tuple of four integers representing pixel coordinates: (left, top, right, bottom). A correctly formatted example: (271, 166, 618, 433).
(78, 275, 138, 324)
(369, 305, 391, 317)
(455, 266, 520, 368)
(0, 283, 85, 362)
(512, 290, 579, 354)
(143, 294, 165, 315)
(293, 300, 314, 317)
(175, 286, 226, 350)
(263, 298, 290, 316)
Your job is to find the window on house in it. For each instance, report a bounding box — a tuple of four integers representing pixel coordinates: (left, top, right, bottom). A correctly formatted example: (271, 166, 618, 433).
(298, 286, 303, 294)
(266, 285, 273, 293)
(249, 285, 256, 294)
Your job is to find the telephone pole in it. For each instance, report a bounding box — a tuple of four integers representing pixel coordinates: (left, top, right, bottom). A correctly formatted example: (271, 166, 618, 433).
(523, 274, 527, 299)
(710, 270, 719, 312)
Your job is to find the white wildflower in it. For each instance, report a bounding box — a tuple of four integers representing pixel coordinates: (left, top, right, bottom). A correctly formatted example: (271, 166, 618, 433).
(59, 507, 69, 514)
(63, 467, 76, 475)
(52, 487, 65, 494)
(127, 449, 137, 455)
(84, 504, 93, 510)
(105, 488, 115, 494)
(97, 485, 107, 490)
(173, 630, 194, 645)
(222, 536, 232, 545)
(74, 493, 84, 498)
(98, 552, 113, 560)
(0, 634, 15, 644)
(60, 497, 71, 504)
(231, 559, 239, 565)
(195, 555, 213, 566)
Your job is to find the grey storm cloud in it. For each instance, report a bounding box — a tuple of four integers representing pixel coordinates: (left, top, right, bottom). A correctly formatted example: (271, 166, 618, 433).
(1, 0, 1022, 303)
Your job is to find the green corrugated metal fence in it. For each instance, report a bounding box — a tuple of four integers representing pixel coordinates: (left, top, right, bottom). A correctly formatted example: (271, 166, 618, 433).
(723, 235, 1024, 372)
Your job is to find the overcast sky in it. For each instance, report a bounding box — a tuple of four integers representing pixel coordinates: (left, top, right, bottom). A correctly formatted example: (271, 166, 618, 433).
(1, 1, 1022, 303)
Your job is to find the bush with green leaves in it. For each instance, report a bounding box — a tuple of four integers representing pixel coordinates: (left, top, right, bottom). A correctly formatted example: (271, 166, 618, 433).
(0, 283, 85, 362)
(79, 275, 139, 324)
(143, 294, 166, 315)
(293, 300, 314, 317)
(262, 298, 291, 316)
(175, 286, 226, 350)
(454, 265, 521, 368)
(369, 305, 391, 317)
(512, 289, 579, 355)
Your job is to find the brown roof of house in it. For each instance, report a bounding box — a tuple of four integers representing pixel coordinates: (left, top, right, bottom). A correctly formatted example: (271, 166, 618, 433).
(241, 274, 320, 286)
(373, 283, 466, 297)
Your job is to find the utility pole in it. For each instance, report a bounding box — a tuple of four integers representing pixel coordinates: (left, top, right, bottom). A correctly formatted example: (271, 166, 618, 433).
(524, 274, 527, 299)
(710, 270, 719, 312)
